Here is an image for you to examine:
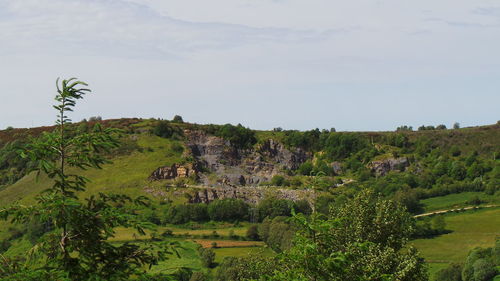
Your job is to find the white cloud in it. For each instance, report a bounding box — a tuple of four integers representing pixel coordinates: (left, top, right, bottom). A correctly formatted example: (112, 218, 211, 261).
(0, 0, 499, 131)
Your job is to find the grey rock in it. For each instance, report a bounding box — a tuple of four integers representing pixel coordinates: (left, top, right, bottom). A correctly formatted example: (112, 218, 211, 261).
(368, 157, 409, 176)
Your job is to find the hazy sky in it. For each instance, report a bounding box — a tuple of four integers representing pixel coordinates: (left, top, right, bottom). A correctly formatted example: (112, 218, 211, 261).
(0, 0, 499, 131)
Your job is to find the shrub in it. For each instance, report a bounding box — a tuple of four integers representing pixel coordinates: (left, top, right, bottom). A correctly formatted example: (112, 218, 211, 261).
(246, 225, 260, 240)
(270, 175, 288, 186)
(152, 120, 182, 139)
(435, 263, 463, 281)
(258, 216, 295, 252)
(161, 229, 173, 237)
(198, 247, 215, 268)
(297, 161, 313, 175)
(172, 115, 184, 123)
(215, 124, 257, 149)
(189, 272, 208, 281)
(257, 197, 295, 221)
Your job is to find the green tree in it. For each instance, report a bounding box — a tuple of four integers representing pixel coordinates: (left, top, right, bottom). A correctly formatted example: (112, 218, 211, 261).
(198, 247, 215, 268)
(0, 78, 163, 280)
(246, 225, 260, 240)
(260, 190, 427, 280)
(435, 263, 463, 281)
(172, 115, 184, 123)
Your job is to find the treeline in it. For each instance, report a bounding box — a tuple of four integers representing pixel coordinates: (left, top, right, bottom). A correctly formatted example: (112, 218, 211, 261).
(152, 120, 257, 149)
(214, 190, 428, 281)
(141, 197, 312, 226)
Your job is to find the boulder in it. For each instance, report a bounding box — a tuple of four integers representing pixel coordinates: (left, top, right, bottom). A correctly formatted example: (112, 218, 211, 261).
(368, 157, 409, 176)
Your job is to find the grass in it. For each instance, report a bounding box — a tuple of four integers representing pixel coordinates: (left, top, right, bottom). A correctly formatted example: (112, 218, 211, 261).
(194, 240, 264, 249)
(411, 207, 500, 279)
(421, 192, 499, 212)
(0, 135, 184, 206)
(213, 247, 275, 263)
(0, 134, 187, 240)
(148, 240, 204, 275)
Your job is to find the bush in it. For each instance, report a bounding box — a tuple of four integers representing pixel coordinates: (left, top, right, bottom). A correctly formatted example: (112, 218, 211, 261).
(198, 247, 215, 268)
(257, 197, 294, 221)
(434, 263, 463, 281)
(152, 120, 182, 139)
(161, 229, 173, 237)
(472, 259, 496, 281)
(189, 272, 208, 281)
(215, 124, 257, 149)
(0, 240, 11, 253)
(297, 161, 314, 176)
(258, 216, 295, 252)
(246, 225, 260, 240)
(172, 115, 184, 123)
(270, 175, 289, 186)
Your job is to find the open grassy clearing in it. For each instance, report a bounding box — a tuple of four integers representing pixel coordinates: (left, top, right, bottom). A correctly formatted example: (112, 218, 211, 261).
(213, 247, 275, 263)
(111, 225, 250, 242)
(194, 240, 264, 249)
(148, 240, 204, 275)
(421, 192, 499, 212)
(411, 207, 500, 279)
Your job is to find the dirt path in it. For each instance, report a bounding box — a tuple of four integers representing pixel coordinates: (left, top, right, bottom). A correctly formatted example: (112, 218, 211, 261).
(414, 205, 498, 218)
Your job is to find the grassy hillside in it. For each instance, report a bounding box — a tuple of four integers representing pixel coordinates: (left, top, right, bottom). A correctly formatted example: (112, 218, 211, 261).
(0, 134, 184, 206)
(0, 118, 498, 280)
(411, 207, 500, 279)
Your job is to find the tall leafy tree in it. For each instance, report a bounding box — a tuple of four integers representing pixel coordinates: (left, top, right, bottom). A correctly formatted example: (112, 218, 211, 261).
(230, 190, 427, 281)
(0, 78, 163, 280)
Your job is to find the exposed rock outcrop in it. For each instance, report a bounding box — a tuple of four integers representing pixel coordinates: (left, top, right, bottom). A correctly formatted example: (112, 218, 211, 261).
(184, 131, 309, 186)
(149, 163, 199, 180)
(368, 157, 409, 176)
(186, 186, 316, 205)
(331, 161, 343, 175)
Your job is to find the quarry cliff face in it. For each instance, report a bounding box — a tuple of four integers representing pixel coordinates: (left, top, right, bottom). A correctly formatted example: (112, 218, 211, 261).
(146, 130, 312, 203)
(184, 130, 308, 186)
(186, 186, 316, 205)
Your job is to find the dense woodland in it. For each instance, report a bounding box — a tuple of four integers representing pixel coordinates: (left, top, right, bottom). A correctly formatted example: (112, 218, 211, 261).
(0, 79, 499, 280)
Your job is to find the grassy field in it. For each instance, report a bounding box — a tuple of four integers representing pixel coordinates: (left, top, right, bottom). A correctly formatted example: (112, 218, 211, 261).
(411, 207, 500, 279)
(213, 247, 275, 263)
(421, 192, 499, 212)
(0, 135, 184, 206)
(148, 240, 204, 275)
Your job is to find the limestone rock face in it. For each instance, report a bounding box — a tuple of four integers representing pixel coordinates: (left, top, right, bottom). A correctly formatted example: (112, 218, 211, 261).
(187, 186, 316, 205)
(149, 163, 198, 180)
(183, 131, 309, 186)
(368, 157, 409, 176)
(331, 161, 343, 175)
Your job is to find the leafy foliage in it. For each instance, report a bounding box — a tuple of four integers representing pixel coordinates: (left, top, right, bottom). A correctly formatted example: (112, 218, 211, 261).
(0, 78, 166, 280)
(215, 124, 257, 149)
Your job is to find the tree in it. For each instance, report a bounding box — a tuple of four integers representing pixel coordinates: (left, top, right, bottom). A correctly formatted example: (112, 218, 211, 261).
(453, 122, 460, 129)
(198, 247, 215, 268)
(0, 78, 163, 280)
(189, 271, 208, 281)
(258, 190, 427, 280)
(207, 199, 250, 222)
(172, 115, 184, 123)
(152, 120, 178, 138)
(246, 225, 260, 240)
(435, 263, 463, 281)
(436, 124, 447, 130)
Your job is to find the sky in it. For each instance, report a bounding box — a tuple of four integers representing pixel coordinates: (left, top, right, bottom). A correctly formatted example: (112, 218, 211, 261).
(0, 0, 499, 131)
